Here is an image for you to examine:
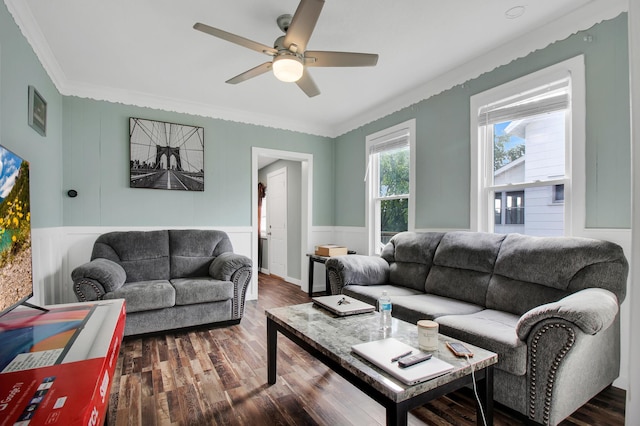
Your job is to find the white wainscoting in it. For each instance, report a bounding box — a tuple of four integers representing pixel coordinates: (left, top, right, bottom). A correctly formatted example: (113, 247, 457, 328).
(576, 228, 632, 391)
(32, 226, 256, 306)
(31, 227, 65, 306)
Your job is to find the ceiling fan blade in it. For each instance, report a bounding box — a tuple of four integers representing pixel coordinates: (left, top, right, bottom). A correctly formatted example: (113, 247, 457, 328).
(296, 71, 320, 97)
(226, 62, 273, 84)
(194, 23, 277, 56)
(283, 0, 325, 53)
(305, 51, 379, 67)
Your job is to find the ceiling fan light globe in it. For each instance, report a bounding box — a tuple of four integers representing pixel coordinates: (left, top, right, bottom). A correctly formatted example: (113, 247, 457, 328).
(273, 55, 304, 82)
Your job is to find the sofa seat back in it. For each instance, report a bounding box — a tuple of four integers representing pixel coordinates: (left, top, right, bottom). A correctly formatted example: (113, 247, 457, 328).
(169, 229, 233, 278)
(92, 230, 170, 282)
(425, 231, 506, 306)
(91, 229, 235, 283)
(380, 232, 444, 291)
(487, 233, 628, 315)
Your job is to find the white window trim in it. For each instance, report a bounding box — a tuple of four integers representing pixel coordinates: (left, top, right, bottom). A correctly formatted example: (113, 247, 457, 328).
(470, 55, 585, 235)
(365, 119, 416, 255)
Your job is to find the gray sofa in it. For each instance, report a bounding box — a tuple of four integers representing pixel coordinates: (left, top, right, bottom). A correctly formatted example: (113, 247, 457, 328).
(325, 231, 628, 425)
(72, 229, 252, 336)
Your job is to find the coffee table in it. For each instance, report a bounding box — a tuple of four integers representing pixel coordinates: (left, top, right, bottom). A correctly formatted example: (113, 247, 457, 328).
(266, 303, 498, 426)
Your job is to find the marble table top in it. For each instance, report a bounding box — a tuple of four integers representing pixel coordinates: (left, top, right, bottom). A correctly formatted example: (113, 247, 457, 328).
(266, 302, 498, 403)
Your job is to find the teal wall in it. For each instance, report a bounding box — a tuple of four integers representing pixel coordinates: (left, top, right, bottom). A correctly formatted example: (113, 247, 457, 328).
(61, 97, 333, 227)
(334, 14, 631, 230)
(1, 2, 631, 235)
(0, 2, 64, 229)
(258, 159, 302, 280)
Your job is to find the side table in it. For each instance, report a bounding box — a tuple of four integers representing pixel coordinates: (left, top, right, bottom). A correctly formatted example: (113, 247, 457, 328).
(307, 251, 355, 297)
(307, 254, 330, 296)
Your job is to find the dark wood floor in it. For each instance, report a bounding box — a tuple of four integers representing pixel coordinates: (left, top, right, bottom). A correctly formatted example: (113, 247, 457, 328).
(108, 273, 625, 425)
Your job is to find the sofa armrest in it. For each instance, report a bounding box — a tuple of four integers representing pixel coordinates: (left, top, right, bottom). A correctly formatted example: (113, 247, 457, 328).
(516, 288, 619, 341)
(209, 252, 252, 281)
(210, 253, 253, 319)
(71, 258, 127, 302)
(325, 255, 389, 294)
(518, 289, 621, 424)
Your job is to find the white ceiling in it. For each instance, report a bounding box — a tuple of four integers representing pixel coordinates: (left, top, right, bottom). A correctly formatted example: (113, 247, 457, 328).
(5, 0, 626, 137)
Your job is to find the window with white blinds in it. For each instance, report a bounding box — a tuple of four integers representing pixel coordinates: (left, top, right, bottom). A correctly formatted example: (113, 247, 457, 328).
(477, 78, 570, 126)
(470, 56, 585, 237)
(365, 119, 415, 254)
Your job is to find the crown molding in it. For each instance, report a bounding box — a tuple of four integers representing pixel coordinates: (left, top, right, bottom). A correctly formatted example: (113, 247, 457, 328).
(4, 0, 333, 137)
(62, 81, 332, 137)
(333, 0, 628, 137)
(6, 0, 628, 139)
(5, 0, 68, 90)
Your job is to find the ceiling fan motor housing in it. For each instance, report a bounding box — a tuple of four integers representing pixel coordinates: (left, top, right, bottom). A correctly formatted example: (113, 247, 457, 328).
(277, 14, 293, 33)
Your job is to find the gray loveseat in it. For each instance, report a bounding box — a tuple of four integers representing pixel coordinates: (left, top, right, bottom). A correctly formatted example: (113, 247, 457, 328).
(72, 229, 252, 336)
(325, 231, 628, 425)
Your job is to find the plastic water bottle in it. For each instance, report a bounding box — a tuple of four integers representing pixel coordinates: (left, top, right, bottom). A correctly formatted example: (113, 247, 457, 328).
(379, 290, 392, 331)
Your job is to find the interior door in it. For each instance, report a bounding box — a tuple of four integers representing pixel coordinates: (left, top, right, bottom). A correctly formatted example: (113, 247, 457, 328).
(267, 167, 287, 279)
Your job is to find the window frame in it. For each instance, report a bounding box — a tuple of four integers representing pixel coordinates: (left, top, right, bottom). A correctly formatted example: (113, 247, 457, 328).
(365, 119, 416, 255)
(470, 55, 585, 236)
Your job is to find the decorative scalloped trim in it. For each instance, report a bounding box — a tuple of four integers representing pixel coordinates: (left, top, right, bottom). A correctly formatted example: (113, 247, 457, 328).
(528, 323, 576, 425)
(5, 0, 628, 138)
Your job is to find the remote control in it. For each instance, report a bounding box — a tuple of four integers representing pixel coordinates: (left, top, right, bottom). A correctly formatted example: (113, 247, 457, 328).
(398, 352, 432, 368)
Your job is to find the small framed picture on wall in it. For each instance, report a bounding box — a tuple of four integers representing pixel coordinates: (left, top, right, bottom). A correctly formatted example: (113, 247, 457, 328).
(28, 85, 47, 136)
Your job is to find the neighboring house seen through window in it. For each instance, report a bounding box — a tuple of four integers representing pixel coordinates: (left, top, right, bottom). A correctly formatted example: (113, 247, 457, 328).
(470, 56, 585, 237)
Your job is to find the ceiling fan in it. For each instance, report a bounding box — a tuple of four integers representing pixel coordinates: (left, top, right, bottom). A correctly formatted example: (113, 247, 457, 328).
(193, 0, 378, 97)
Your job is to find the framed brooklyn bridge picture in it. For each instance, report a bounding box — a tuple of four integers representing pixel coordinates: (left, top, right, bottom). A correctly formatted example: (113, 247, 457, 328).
(129, 117, 204, 191)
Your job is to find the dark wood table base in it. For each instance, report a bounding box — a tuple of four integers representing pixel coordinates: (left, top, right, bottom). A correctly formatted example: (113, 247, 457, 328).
(267, 316, 494, 426)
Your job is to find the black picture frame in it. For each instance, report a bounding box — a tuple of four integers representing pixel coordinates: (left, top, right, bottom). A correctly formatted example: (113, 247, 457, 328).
(129, 117, 205, 191)
(28, 85, 47, 136)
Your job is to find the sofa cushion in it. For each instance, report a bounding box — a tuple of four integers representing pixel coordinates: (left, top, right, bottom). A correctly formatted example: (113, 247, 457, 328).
(171, 278, 234, 306)
(103, 280, 175, 313)
(424, 231, 505, 306)
(92, 230, 170, 282)
(381, 232, 444, 291)
(390, 294, 484, 324)
(436, 309, 526, 376)
(169, 230, 233, 278)
(342, 284, 423, 308)
(486, 274, 569, 316)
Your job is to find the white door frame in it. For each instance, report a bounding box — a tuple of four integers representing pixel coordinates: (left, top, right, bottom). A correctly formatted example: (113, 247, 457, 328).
(252, 147, 313, 296)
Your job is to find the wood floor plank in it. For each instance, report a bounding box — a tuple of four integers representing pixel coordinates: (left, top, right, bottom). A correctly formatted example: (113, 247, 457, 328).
(108, 272, 626, 425)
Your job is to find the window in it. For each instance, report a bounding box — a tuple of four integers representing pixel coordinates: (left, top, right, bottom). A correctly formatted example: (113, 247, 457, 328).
(495, 191, 525, 226)
(470, 56, 585, 237)
(553, 184, 565, 203)
(366, 119, 416, 254)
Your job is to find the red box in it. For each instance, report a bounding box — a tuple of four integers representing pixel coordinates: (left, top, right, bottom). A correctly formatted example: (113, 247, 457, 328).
(0, 300, 125, 426)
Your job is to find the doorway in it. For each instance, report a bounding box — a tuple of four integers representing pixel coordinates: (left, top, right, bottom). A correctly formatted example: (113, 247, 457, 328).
(252, 148, 313, 298)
